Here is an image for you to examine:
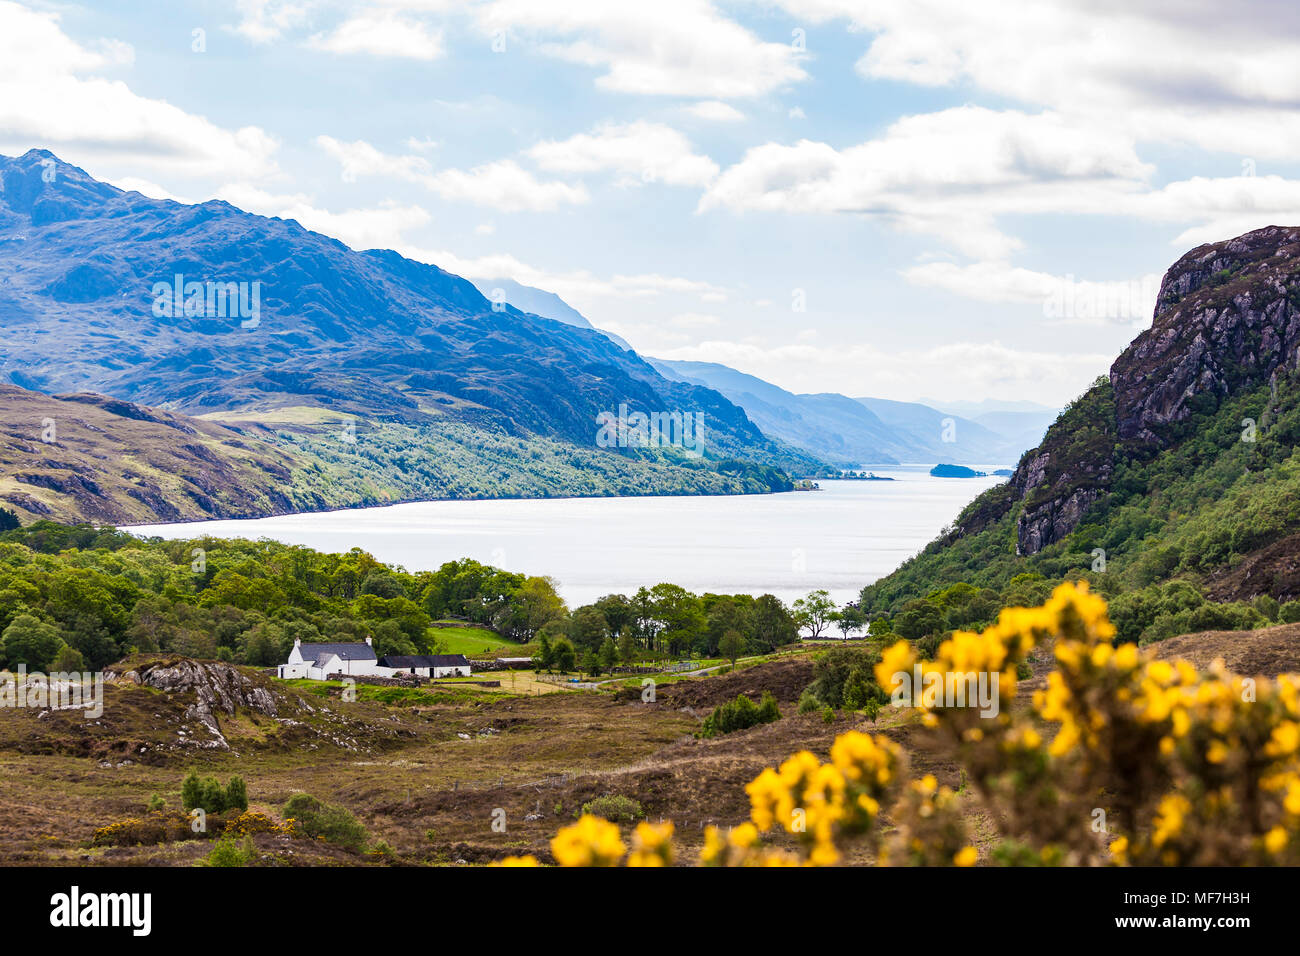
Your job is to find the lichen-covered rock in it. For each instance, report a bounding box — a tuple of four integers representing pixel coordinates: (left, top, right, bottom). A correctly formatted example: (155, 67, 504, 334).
(108, 658, 278, 750)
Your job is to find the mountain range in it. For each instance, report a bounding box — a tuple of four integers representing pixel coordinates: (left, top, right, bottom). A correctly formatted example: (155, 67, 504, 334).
(475, 278, 1058, 467)
(0, 149, 830, 523)
(0, 147, 1064, 526)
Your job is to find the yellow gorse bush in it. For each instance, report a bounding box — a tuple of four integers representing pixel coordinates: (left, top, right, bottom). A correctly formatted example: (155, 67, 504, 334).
(500, 583, 1300, 866)
(223, 810, 296, 837)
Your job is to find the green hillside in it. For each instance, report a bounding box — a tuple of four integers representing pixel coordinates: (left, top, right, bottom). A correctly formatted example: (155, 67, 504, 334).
(860, 226, 1300, 649)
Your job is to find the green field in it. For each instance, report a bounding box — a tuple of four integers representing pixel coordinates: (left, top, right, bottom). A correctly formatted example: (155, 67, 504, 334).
(430, 623, 522, 656)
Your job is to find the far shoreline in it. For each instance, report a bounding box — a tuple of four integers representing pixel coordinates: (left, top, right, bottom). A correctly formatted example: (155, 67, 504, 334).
(120, 464, 1011, 532)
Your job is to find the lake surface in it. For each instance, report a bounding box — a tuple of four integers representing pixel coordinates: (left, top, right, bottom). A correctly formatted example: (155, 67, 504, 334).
(131, 465, 1007, 607)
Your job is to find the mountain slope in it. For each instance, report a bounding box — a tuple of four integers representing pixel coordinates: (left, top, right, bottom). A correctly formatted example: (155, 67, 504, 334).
(0, 149, 820, 499)
(0, 383, 814, 525)
(862, 225, 1300, 632)
(0, 383, 301, 523)
(471, 277, 635, 352)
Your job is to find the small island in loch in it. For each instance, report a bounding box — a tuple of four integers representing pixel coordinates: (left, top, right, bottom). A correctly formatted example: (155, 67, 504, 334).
(929, 463, 986, 478)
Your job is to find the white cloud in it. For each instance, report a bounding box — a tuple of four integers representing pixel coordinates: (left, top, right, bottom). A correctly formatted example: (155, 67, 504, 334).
(528, 121, 718, 187)
(669, 312, 722, 328)
(477, 0, 807, 97)
(403, 246, 729, 311)
(1128, 175, 1300, 248)
(685, 100, 746, 123)
(772, 0, 1300, 157)
(316, 135, 433, 183)
(231, 0, 314, 44)
(315, 136, 590, 211)
(424, 159, 589, 211)
(0, 1, 278, 181)
(699, 106, 1152, 258)
(655, 337, 1113, 405)
(903, 261, 1162, 326)
(215, 183, 432, 250)
(308, 10, 444, 60)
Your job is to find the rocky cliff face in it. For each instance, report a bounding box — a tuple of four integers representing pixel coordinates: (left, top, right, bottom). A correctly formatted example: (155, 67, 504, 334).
(1112, 226, 1300, 444)
(1004, 225, 1300, 555)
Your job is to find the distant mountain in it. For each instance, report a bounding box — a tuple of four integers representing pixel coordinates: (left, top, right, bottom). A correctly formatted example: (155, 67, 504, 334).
(651, 358, 1041, 466)
(854, 396, 1019, 463)
(0, 149, 820, 516)
(965, 409, 1059, 458)
(471, 277, 634, 352)
(651, 359, 902, 464)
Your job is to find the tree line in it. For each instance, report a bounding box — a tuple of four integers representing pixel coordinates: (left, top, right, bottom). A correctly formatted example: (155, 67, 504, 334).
(0, 521, 821, 674)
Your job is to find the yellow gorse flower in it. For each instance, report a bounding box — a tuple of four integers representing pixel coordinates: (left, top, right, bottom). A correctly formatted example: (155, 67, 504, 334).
(527, 582, 1300, 868)
(627, 821, 675, 867)
(550, 815, 627, 867)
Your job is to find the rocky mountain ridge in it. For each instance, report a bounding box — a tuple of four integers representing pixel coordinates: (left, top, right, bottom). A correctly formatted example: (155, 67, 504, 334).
(1004, 225, 1300, 555)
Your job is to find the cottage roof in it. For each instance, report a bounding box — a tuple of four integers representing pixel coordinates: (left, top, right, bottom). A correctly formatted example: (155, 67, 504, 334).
(378, 654, 470, 668)
(300, 642, 376, 663)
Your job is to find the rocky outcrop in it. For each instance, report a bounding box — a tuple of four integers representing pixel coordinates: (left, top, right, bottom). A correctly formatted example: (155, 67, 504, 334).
(1002, 225, 1300, 555)
(1113, 226, 1300, 444)
(108, 659, 278, 750)
(1016, 484, 1105, 556)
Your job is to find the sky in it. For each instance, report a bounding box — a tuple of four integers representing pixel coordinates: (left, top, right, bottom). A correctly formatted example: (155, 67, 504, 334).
(4, 0, 1300, 406)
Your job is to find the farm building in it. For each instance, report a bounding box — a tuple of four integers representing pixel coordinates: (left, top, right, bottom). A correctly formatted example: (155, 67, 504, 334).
(377, 654, 472, 678)
(278, 638, 379, 680)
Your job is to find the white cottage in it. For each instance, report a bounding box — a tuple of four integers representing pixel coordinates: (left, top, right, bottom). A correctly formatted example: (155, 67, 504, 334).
(278, 638, 379, 680)
(376, 654, 472, 678)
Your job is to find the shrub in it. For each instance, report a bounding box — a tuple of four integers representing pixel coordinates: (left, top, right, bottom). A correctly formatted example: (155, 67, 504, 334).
(199, 778, 227, 815)
(181, 771, 202, 812)
(146, 794, 165, 813)
(204, 835, 256, 867)
(806, 646, 882, 709)
(92, 810, 197, 847)
(224, 811, 293, 837)
(700, 691, 781, 738)
(861, 695, 880, 722)
(181, 772, 248, 815)
(797, 689, 820, 714)
(225, 776, 249, 813)
(580, 794, 642, 824)
(281, 794, 368, 853)
(1282, 600, 1300, 624)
